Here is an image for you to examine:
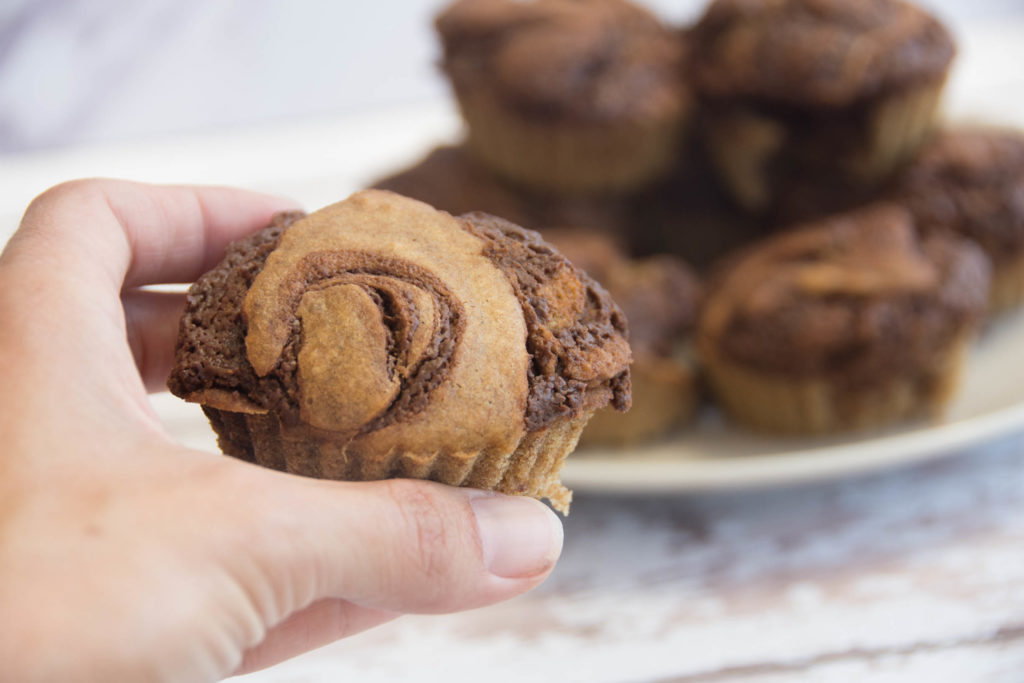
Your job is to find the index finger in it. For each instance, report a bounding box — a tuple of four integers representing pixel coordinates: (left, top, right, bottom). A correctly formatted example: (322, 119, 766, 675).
(3, 178, 302, 293)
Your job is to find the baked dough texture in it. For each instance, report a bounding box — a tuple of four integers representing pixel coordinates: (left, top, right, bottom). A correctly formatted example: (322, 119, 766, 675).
(169, 190, 632, 512)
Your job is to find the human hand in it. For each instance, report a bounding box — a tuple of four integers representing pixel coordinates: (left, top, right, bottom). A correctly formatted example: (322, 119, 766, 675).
(0, 179, 563, 682)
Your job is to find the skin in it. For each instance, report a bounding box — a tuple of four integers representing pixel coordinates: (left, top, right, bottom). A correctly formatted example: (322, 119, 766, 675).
(0, 179, 564, 682)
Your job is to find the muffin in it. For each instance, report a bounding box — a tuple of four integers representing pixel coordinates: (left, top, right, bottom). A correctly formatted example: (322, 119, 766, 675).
(548, 231, 702, 445)
(167, 190, 632, 512)
(689, 0, 955, 217)
(435, 0, 688, 194)
(894, 128, 1024, 315)
(371, 145, 629, 238)
(698, 203, 989, 434)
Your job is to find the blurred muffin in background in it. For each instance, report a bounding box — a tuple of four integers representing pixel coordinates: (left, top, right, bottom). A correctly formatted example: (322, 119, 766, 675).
(625, 140, 769, 272)
(894, 128, 1024, 315)
(371, 145, 629, 236)
(689, 0, 955, 219)
(435, 0, 689, 194)
(698, 204, 990, 435)
(548, 231, 702, 445)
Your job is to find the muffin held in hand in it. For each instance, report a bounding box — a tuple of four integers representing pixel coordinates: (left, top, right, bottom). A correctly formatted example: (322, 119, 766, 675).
(435, 0, 688, 194)
(168, 190, 632, 513)
(698, 204, 989, 435)
(689, 0, 955, 217)
(895, 128, 1024, 315)
(548, 231, 702, 445)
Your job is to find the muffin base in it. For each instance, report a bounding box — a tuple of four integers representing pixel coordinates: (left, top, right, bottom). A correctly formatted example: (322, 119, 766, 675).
(853, 81, 946, 181)
(457, 88, 685, 195)
(699, 336, 970, 435)
(989, 252, 1024, 316)
(203, 407, 587, 513)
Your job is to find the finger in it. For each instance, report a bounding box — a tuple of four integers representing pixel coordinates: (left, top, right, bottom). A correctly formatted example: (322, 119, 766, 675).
(0, 179, 299, 397)
(4, 178, 301, 296)
(235, 475, 563, 618)
(235, 600, 397, 675)
(123, 290, 187, 393)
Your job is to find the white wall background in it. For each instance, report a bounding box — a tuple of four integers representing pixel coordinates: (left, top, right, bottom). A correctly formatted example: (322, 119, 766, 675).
(0, 0, 1020, 153)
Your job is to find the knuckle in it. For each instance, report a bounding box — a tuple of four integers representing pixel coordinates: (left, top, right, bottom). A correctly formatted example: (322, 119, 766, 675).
(27, 178, 101, 213)
(20, 179, 113, 234)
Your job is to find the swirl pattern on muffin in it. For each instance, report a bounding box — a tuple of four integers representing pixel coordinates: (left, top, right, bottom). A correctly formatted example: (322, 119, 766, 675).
(169, 190, 631, 512)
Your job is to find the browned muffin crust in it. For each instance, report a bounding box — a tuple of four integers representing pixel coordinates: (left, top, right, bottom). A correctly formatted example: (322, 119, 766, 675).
(168, 207, 630, 434)
(436, 0, 684, 122)
(689, 0, 955, 108)
(461, 213, 631, 430)
(896, 129, 1024, 263)
(700, 204, 989, 386)
(167, 211, 306, 418)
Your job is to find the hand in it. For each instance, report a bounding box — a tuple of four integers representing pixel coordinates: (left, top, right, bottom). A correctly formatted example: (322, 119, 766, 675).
(0, 179, 563, 682)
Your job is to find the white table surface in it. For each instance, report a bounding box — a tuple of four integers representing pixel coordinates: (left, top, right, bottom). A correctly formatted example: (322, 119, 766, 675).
(2, 13, 1024, 683)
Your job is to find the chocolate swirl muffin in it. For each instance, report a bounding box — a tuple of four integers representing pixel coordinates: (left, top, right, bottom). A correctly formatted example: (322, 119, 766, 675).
(895, 128, 1024, 314)
(689, 0, 955, 217)
(168, 190, 632, 512)
(436, 0, 688, 193)
(548, 231, 702, 445)
(698, 204, 989, 434)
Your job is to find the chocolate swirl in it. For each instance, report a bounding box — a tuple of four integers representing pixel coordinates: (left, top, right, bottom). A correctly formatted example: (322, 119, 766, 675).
(248, 251, 462, 434)
(236, 190, 533, 456)
(699, 204, 990, 383)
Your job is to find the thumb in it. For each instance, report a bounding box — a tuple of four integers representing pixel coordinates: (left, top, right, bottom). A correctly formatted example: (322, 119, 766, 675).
(235, 473, 564, 620)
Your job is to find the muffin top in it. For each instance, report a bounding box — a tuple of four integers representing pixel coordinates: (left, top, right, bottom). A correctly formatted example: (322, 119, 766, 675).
(689, 0, 955, 107)
(435, 0, 685, 122)
(896, 129, 1024, 263)
(169, 190, 631, 455)
(699, 204, 989, 383)
(546, 230, 701, 358)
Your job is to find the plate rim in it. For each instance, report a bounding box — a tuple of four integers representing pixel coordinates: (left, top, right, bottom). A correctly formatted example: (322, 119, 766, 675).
(561, 400, 1024, 493)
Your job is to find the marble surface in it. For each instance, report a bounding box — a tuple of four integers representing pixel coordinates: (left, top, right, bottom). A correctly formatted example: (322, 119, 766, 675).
(233, 436, 1024, 683)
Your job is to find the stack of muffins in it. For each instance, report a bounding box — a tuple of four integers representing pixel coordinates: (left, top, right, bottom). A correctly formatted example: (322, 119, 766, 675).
(373, 0, 1024, 439)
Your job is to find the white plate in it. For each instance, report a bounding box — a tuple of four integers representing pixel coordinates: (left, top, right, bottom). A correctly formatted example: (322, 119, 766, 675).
(3, 20, 1024, 494)
(149, 310, 1024, 493)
